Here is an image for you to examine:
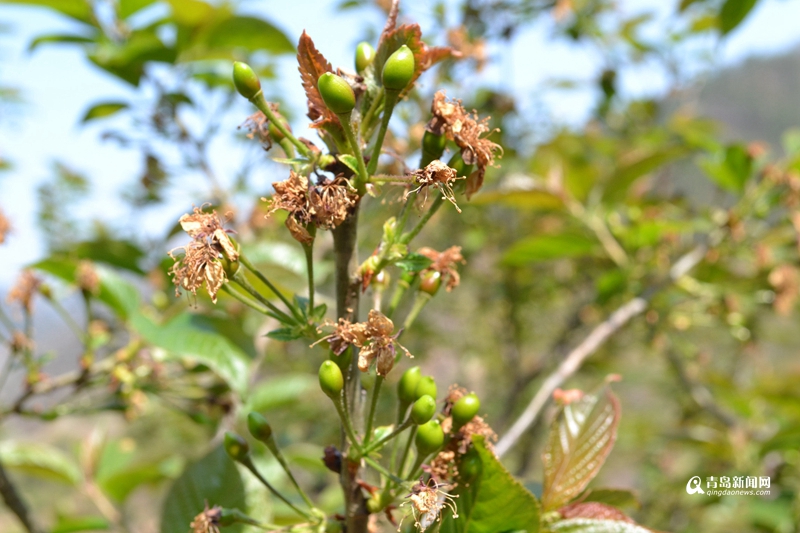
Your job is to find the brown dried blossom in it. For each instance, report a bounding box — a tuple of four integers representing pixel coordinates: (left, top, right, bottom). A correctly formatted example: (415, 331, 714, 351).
(768, 264, 799, 316)
(0, 207, 11, 245)
(76, 260, 100, 295)
(418, 246, 466, 291)
(316, 310, 411, 376)
(407, 160, 464, 212)
(264, 172, 359, 244)
(240, 111, 272, 149)
(427, 91, 502, 198)
(447, 26, 487, 71)
(7, 270, 42, 312)
(168, 207, 237, 304)
(402, 478, 458, 531)
(190, 503, 222, 533)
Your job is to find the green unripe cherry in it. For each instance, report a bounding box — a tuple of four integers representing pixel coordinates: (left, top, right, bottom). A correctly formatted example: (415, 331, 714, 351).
(382, 45, 415, 91)
(223, 431, 250, 463)
(421, 130, 446, 166)
(318, 72, 356, 115)
(232, 62, 262, 100)
(355, 41, 375, 72)
(452, 393, 481, 428)
(419, 271, 441, 296)
(319, 360, 344, 399)
(247, 412, 273, 443)
(398, 366, 422, 404)
(415, 420, 444, 457)
(410, 394, 436, 425)
(414, 375, 437, 401)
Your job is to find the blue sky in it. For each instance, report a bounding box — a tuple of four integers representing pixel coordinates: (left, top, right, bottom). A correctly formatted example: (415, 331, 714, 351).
(2, 0, 800, 286)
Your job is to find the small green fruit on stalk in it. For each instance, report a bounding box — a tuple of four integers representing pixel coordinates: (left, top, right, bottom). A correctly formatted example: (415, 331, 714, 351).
(414, 375, 437, 401)
(318, 72, 356, 115)
(224, 431, 250, 463)
(247, 412, 273, 443)
(452, 393, 480, 429)
(232, 62, 262, 100)
(420, 130, 446, 167)
(410, 395, 436, 425)
(419, 271, 442, 296)
(319, 360, 344, 399)
(355, 42, 375, 73)
(415, 420, 444, 457)
(398, 366, 422, 404)
(382, 45, 415, 91)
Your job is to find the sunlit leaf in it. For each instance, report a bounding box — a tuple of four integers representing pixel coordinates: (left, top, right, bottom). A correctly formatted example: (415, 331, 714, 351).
(549, 518, 652, 533)
(160, 445, 246, 533)
(203, 16, 294, 55)
(52, 515, 110, 533)
(0, 441, 81, 485)
(2, 0, 97, 25)
(440, 435, 540, 533)
(130, 312, 250, 396)
(580, 488, 641, 510)
(28, 33, 95, 52)
(503, 234, 599, 266)
(470, 189, 564, 210)
(119, 0, 156, 19)
(81, 102, 129, 123)
(541, 386, 621, 512)
(698, 143, 752, 194)
(719, 0, 758, 35)
(247, 374, 316, 412)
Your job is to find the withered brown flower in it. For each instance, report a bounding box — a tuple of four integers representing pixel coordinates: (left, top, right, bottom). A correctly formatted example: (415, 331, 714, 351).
(190, 503, 222, 533)
(7, 270, 42, 312)
(239, 103, 285, 150)
(0, 207, 11, 245)
(264, 172, 358, 244)
(402, 477, 458, 531)
(316, 310, 411, 376)
(418, 246, 466, 291)
(168, 206, 237, 304)
(76, 260, 100, 295)
(407, 160, 464, 212)
(768, 264, 799, 316)
(427, 91, 502, 198)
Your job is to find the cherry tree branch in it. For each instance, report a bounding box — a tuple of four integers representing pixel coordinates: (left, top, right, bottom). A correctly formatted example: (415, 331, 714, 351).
(495, 243, 708, 458)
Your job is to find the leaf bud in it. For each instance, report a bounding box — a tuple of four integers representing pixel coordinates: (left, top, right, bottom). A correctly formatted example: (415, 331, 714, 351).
(223, 431, 250, 463)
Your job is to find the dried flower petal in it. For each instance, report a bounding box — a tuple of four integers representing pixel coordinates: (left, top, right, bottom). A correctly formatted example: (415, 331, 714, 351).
(0, 207, 11, 245)
(7, 270, 42, 312)
(169, 240, 226, 303)
(402, 478, 459, 531)
(76, 260, 100, 295)
(190, 503, 222, 533)
(407, 160, 464, 212)
(428, 91, 502, 198)
(418, 246, 465, 291)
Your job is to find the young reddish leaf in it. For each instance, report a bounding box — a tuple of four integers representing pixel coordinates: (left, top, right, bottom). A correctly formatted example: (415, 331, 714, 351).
(296, 31, 335, 123)
(541, 386, 621, 512)
(374, 23, 457, 94)
(559, 502, 634, 523)
(549, 518, 654, 533)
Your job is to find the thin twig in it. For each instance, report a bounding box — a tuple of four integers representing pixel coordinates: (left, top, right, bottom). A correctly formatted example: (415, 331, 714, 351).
(495, 243, 708, 457)
(0, 458, 41, 533)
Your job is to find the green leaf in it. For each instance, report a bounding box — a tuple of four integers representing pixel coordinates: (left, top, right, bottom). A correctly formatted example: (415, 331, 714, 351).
(549, 518, 652, 532)
(81, 102, 129, 123)
(603, 146, 689, 201)
(503, 234, 598, 266)
(338, 154, 361, 175)
(2, 0, 97, 25)
(580, 489, 640, 511)
(51, 515, 110, 533)
(541, 387, 621, 512)
(440, 435, 540, 533)
(247, 374, 316, 412)
(203, 16, 294, 55)
(698, 143, 752, 193)
(160, 445, 246, 533)
(130, 312, 250, 396)
(470, 189, 564, 210)
(396, 253, 433, 273)
(266, 327, 304, 342)
(0, 441, 81, 485)
(719, 0, 758, 35)
(119, 0, 156, 19)
(28, 33, 95, 52)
